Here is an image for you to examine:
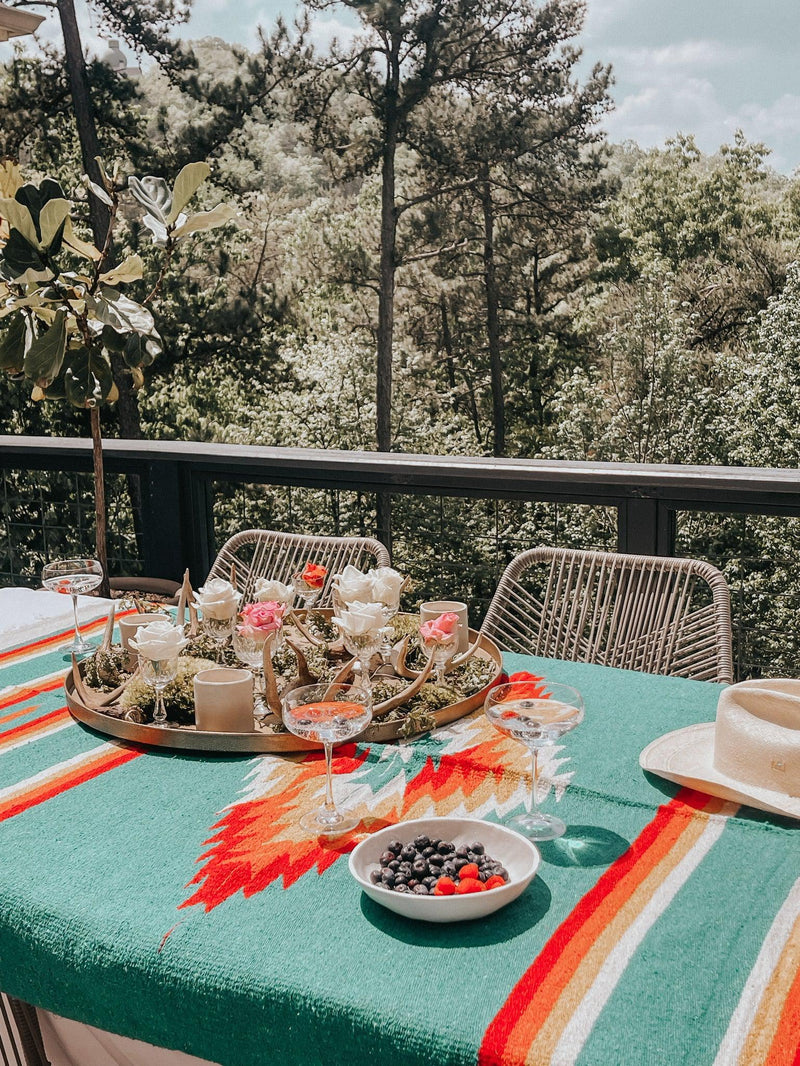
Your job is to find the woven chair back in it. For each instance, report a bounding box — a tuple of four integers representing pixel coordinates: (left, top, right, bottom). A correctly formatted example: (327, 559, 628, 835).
(206, 529, 390, 607)
(482, 547, 734, 684)
(0, 994, 48, 1066)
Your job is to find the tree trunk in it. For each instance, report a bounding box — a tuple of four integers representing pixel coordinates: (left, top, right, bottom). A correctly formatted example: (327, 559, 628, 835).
(375, 66, 400, 552)
(57, 0, 109, 247)
(90, 405, 111, 598)
(479, 165, 505, 457)
(59, 0, 146, 569)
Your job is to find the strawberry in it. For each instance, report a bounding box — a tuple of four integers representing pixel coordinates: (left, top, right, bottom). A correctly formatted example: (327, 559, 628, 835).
(484, 875, 507, 890)
(455, 877, 486, 894)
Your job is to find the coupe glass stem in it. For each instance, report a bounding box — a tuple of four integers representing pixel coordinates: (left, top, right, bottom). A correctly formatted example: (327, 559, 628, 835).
(528, 744, 540, 816)
(70, 592, 81, 647)
(323, 741, 338, 819)
(154, 683, 167, 726)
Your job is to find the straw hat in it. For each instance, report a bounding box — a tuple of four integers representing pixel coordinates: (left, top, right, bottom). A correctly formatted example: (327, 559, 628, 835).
(639, 679, 800, 820)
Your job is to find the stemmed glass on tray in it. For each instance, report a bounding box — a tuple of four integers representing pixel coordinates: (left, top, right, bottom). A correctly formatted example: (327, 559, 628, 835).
(41, 557, 104, 656)
(485, 680, 584, 841)
(282, 683, 371, 836)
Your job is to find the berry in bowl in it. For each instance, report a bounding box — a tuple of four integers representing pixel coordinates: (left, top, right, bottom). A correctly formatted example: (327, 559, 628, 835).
(349, 816, 540, 923)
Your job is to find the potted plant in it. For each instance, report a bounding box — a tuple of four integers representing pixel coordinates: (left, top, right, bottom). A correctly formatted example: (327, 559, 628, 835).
(0, 159, 235, 594)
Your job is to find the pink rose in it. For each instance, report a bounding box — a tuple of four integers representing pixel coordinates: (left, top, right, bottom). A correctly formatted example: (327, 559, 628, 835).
(419, 611, 460, 644)
(238, 600, 285, 640)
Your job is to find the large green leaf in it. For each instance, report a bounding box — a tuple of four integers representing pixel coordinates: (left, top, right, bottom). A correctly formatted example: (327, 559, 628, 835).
(39, 199, 71, 249)
(62, 217, 101, 261)
(0, 197, 40, 248)
(122, 329, 162, 369)
(23, 308, 67, 387)
(13, 179, 65, 240)
(99, 255, 144, 285)
(172, 203, 237, 239)
(0, 229, 48, 277)
(128, 175, 172, 224)
(166, 162, 210, 225)
(0, 315, 28, 372)
(64, 346, 115, 407)
(90, 289, 155, 335)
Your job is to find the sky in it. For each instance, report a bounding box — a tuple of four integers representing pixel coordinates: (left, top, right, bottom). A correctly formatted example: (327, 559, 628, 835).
(23, 0, 800, 173)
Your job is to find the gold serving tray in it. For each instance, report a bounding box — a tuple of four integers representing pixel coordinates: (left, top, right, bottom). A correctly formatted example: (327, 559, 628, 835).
(64, 624, 503, 754)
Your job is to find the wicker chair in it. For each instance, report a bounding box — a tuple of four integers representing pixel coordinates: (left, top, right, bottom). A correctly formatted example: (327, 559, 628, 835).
(482, 547, 734, 684)
(1, 994, 49, 1065)
(205, 529, 390, 606)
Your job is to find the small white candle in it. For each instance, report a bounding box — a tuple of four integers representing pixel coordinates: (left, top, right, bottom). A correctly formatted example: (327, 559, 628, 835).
(194, 668, 254, 733)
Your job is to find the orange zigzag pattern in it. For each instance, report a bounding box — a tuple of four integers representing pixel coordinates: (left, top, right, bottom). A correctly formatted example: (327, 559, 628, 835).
(181, 715, 531, 913)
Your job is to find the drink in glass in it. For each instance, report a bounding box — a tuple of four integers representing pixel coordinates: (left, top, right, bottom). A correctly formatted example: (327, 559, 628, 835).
(42, 557, 104, 655)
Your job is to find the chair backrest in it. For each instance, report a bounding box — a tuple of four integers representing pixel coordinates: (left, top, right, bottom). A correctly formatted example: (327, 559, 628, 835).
(482, 547, 734, 684)
(205, 529, 391, 607)
(1, 994, 48, 1066)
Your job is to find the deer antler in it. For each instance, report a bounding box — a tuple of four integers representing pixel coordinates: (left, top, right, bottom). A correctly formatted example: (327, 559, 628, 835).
(286, 608, 327, 647)
(393, 635, 422, 680)
(176, 569, 192, 628)
(71, 655, 138, 710)
(99, 604, 116, 653)
(284, 637, 315, 686)
(322, 656, 357, 699)
(372, 654, 435, 719)
(449, 634, 483, 668)
(261, 633, 283, 715)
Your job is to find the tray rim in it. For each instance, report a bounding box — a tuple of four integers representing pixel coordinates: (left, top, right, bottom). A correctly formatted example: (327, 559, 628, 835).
(64, 624, 504, 754)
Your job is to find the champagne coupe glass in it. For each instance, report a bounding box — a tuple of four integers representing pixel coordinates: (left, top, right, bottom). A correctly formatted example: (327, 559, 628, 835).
(422, 630, 459, 685)
(378, 604, 399, 662)
(338, 629, 384, 705)
(292, 573, 323, 611)
(203, 614, 235, 663)
(232, 628, 269, 721)
(484, 681, 584, 841)
(282, 683, 371, 836)
(139, 654, 179, 727)
(42, 557, 104, 655)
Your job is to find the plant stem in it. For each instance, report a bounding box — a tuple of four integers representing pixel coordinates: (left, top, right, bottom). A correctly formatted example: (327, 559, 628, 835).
(89, 404, 110, 598)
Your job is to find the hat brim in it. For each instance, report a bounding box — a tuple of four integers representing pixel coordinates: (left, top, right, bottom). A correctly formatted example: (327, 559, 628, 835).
(639, 724, 800, 820)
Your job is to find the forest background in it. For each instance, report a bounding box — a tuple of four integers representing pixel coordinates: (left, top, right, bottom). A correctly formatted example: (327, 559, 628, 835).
(2, 0, 800, 676)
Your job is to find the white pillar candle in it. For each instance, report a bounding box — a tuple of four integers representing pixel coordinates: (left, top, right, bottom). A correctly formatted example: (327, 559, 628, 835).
(193, 668, 254, 733)
(419, 600, 469, 654)
(118, 613, 170, 669)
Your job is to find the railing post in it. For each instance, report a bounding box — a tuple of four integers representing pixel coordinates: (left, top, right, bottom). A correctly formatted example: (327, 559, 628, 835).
(140, 460, 186, 581)
(179, 469, 215, 584)
(617, 498, 675, 556)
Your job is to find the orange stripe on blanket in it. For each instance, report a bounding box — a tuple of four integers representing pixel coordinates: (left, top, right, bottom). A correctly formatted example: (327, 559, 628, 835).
(0, 706, 71, 748)
(479, 789, 726, 1066)
(0, 744, 143, 822)
(0, 676, 64, 712)
(753, 911, 800, 1066)
(0, 608, 138, 667)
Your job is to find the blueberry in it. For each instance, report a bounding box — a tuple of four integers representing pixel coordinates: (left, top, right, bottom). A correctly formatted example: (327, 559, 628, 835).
(412, 859, 428, 877)
(401, 845, 416, 862)
(422, 876, 437, 889)
(412, 884, 429, 895)
(381, 870, 395, 886)
(394, 883, 410, 893)
(394, 874, 408, 886)
(428, 853, 443, 867)
(422, 846, 435, 858)
(495, 866, 509, 881)
(370, 869, 382, 884)
(413, 835, 430, 850)
(388, 859, 401, 872)
(453, 857, 469, 872)
(438, 841, 455, 855)
(408, 879, 419, 889)
(478, 869, 492, 882)
(380, 851, 394, 867)
(388, 840, 403, 855)
(455, 845, 470, 859)
(472, 842, 485, 855)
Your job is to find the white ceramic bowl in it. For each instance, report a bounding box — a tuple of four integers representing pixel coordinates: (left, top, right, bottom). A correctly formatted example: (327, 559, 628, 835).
(349, 816, 540, 923)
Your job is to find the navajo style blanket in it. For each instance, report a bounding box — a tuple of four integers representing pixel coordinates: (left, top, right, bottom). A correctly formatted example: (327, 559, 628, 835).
(0, 614, 797, 1066)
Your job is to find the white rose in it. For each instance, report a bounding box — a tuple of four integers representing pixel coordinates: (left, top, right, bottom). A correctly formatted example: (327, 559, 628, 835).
(332, 600, 386, 638)
(194, 578, 241, 620)
(254, 577, 295, 607)
(130, 620, 188, 661)
(334, 564, 375, 607)
(369, 566, 405, 610)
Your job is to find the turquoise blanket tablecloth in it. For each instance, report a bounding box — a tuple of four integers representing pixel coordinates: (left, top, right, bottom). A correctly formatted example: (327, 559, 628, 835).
(0, 620, 798, 1066)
